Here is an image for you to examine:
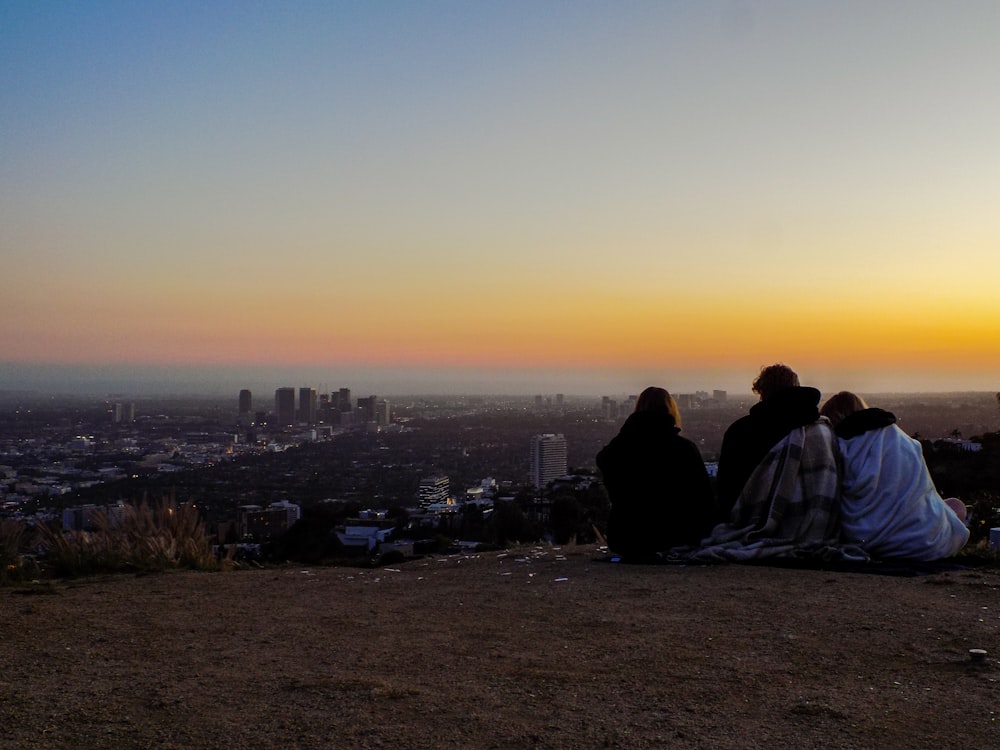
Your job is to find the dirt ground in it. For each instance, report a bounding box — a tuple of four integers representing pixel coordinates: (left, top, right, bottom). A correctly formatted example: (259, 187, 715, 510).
(2, 545, 998, 749)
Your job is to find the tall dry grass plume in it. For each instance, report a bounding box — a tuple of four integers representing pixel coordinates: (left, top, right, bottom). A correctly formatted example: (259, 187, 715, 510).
(37, 497, 217, 577)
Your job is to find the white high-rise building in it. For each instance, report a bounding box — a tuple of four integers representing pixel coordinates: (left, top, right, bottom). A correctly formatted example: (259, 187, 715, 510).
(530, 433, 567, 489)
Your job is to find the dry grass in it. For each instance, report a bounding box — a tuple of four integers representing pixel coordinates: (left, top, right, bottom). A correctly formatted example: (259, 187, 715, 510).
(0, 518, 28, 583)
(35, 498, 216, 577)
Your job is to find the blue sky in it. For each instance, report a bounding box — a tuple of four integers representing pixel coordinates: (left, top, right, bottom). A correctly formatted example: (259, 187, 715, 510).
(3, 1, 1000, 396)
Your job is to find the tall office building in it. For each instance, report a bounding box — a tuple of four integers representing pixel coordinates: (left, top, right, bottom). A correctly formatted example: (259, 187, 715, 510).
(298, 387, 317, 424)
(337, 388, 352, 412)
(530, 433, 568, 489)
(357, 395, 378, 422)
(622, 395, 637, 415)
(275, 387, 296, 426)
(238, 389, 252, 425)
(377, 399, 391, 426)
(601, 397, 618, 421)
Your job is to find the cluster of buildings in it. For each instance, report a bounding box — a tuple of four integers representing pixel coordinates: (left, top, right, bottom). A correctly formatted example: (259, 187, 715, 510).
(6, 421, 574, 554)
(0, 385, 600, 557)
(239, 387, 392, 429)
(600, 391, 727, 420)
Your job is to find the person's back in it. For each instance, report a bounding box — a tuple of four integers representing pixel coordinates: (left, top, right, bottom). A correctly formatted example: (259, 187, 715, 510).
(597, 388, 716, 560)
(716, 365, 820, 520)
(823, 395, 969, 561)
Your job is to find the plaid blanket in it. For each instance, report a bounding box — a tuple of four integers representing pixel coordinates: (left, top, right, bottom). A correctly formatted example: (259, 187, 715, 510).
(677, 420, 868, 563)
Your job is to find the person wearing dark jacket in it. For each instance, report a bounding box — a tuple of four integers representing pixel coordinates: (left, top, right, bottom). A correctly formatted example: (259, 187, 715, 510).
(596, 387, 716, 561)
(715, 364, 823, 520)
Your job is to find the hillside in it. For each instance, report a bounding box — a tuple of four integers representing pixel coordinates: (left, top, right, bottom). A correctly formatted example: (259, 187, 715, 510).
(3, 545, 998, 749)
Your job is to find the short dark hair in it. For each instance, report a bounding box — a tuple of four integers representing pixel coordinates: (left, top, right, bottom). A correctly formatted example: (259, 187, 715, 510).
(751, 364, 799, 400)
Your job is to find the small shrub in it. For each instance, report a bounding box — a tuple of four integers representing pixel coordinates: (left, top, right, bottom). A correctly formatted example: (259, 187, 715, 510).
(965, 491, 1000, 544)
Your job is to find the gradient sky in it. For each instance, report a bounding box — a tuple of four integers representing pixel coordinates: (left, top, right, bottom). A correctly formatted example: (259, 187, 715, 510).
(3, 1, 1000, 396)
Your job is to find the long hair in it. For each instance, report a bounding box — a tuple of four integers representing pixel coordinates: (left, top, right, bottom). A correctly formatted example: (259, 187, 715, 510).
(820, 391, 867, 427)
(634, 386, 682, 428)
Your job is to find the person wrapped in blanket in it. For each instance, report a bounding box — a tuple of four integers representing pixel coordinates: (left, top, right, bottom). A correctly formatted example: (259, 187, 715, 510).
(596, 387, 717, 562)
(820, 391, 969, 561)
(715, 364, 824, 521)
(679, 364, 860, 563)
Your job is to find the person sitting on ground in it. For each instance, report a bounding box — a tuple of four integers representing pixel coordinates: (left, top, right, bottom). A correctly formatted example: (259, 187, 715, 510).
(678, 383, 848, 564)
(819, 391, 969, 561)
(715, 364, 824, 521)
(596, 386, 716, 562)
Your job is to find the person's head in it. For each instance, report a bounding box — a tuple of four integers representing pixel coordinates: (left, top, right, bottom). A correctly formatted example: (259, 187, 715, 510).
(634, 386, 682, 427)
(820, 391, 867, 427)
(751, 364, 800, 401)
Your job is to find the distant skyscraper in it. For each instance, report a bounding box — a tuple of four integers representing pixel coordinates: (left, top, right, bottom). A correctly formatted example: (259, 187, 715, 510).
(623, 395, 637, 415)
(275, 387, 296, 426)
(357, 395, 378, 422)
(601, 397, 618, 420)
(713, 390, 727, 402)
(530, 433, 568, 489)
(238, 389, 253, 425)
(377, 399, 391, 426)
(299, 387, 317, 424)
(109, 402, 135, 424)
(337, 388, 352, 412)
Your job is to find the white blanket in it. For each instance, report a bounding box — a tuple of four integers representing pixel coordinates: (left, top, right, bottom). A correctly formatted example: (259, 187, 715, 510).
(838, 424, 968, 561)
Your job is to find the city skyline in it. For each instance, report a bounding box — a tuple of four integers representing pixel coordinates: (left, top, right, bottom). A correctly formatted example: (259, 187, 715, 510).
(4, 2, 1000, 397)
(7, 363, 1000, 403)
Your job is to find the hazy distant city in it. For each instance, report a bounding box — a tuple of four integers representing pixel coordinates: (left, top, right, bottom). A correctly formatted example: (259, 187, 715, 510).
(3, 385, 999, 559)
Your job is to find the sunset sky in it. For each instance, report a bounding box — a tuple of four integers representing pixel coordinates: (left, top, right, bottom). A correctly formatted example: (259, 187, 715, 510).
(3, 1, 1000, 396)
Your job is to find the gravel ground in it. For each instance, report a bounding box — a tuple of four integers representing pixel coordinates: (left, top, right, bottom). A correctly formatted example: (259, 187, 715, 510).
(2, 545, 999, 749)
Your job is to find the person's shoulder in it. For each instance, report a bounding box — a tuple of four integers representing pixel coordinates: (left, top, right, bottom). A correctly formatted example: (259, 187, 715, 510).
(723, 413, 753, 436)
(835, 408, 896, 439)
(767, 385, 821, 411)
(671, 432, 701, 450)
(625, 409, 679, 433)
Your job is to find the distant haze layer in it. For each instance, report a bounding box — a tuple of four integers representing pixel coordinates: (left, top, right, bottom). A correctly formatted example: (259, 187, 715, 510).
(1, 362, 997, 400)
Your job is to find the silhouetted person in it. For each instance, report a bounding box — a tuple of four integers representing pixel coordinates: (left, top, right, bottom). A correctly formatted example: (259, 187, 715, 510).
(596, 387, 716, 562)
(715, 364, 821, 520)
(821, 391, 969, 560)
